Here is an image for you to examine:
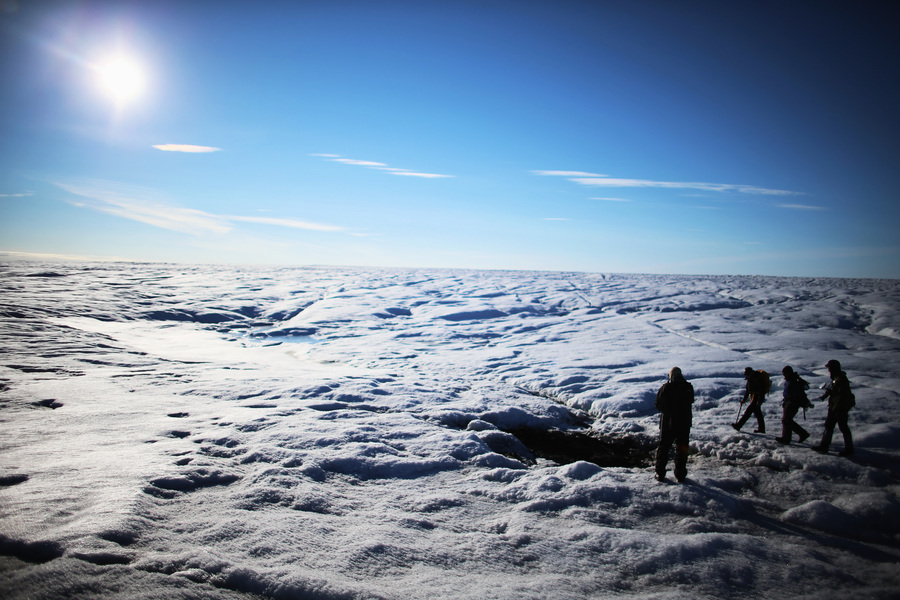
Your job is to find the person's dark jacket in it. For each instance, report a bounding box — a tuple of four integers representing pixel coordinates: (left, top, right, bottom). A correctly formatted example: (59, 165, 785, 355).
(823, 371, 854, 412)
(656, 377, 694, 431)
(782, 376, 810, 410)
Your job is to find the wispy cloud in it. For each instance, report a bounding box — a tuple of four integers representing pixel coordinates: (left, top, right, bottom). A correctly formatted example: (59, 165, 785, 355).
(153, 144, 222, 153)
(228, 215, 345, 232)
(777, 203, 829, 211)
(331, 158, 387, 167)
(571, 177, 800, 196)
(533, 170, 607, 177)
(57, 180, 231, 235)
(590, 197, 631, 202)
(389, 171, 453, 179)
(535, 171, 801, 196)
(0, 191, 34, 198)
(315, 154, 453, 179)
(55, 179, 345, 236)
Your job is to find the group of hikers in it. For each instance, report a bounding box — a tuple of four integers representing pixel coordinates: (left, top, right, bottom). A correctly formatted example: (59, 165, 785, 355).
(653, 359, 856, 483)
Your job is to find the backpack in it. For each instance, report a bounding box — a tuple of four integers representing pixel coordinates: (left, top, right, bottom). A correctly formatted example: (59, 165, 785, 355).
(797, 377, 812, 408)
(795, 376, 814, 418)
(757, 370, 771, 397)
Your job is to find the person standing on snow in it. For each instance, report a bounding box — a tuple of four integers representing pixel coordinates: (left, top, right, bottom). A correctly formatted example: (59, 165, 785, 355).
(812, 359, 855, 456)
(732, 367, 769, 434)
(776, 366, 811, 445)
(655, 367, 694, 482)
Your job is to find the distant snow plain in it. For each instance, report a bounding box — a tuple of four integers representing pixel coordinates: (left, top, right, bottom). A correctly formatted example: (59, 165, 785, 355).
(1, 261, 898, 600)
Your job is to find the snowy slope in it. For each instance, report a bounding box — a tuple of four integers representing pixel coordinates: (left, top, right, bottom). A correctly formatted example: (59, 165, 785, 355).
(1, 261, 898, 599)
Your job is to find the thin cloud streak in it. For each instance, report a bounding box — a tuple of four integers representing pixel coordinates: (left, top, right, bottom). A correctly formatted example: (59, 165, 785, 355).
(591, 197, 631, 202)
(330, 158, 388, 167)
(533, 170, 607, 177)
(535, 171, 801, 196)
(570, 177, 801, 196)
(316, 154, 454, 179)
(153, 144, 222, 153)
(390, 171, 453, 179)
(373, 167, 453, 178)
(55, 180, 346, 236)
(228, 215, 345, 232)
(777, 203, 829, 211)
(57, 180, 231, 235)
(0, 191, 34, 198)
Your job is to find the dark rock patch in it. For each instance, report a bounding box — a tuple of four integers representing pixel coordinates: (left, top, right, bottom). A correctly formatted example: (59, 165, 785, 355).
(0, 474, 29, 487)
(508, 428, 653, 469)
(33, 399, 63, 409)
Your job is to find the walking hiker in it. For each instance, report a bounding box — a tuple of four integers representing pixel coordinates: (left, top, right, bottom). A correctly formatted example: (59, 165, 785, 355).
(812, 359, 855, 456)
(655, 367, 694, 482)
(732, 367, 770, 434)
(775, 366, 811, 445)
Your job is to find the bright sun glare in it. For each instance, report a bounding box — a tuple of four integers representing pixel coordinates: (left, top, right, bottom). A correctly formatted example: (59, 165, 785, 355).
(97, 57, 145, 103)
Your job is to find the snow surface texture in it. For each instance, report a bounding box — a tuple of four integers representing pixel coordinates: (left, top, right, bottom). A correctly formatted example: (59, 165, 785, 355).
(1, 262, 899, 600)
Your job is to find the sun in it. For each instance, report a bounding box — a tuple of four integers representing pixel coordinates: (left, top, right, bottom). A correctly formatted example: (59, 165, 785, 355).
(96, 56, 145, 104)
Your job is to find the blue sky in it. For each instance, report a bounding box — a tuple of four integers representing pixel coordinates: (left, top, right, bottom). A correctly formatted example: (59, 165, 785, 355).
(1, 0, 898, 277)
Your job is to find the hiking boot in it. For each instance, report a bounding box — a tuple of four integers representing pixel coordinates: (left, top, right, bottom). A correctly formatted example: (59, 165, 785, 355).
(754, 429, 765, 434)
(775, 437, 788, 445)
(655, 472, 666, 482)
(839, 449, 854, 457)
(811, 445, 828, 454)
(798, 431, 810, 443)
(731, 423, 741, 431)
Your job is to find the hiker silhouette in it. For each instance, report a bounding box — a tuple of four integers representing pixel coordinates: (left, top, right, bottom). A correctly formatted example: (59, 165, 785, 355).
(775, 366, 811, 445)
(654, 367, 694, 482)
(812, 359, 855, 456)
(732, 367, 770, 434)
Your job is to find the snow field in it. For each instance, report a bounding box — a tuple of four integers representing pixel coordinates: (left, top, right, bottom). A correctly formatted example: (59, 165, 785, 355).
(1, 262, 899, 599)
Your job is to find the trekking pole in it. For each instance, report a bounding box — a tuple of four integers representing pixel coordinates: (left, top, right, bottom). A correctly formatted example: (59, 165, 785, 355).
(735, 396, 744, 422)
